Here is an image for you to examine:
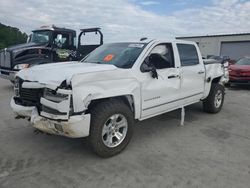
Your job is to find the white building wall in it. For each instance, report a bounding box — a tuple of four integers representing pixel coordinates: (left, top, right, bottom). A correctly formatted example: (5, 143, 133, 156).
(177, 34, 250, 58)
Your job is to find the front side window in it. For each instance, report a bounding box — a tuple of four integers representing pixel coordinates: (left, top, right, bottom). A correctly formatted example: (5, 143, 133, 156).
(53, 33, 70, 49)
(81, 43, 146, 68)
(31, 31, 51, 43)
(177, 44, 199, 66)
(147, 44, 175, 69)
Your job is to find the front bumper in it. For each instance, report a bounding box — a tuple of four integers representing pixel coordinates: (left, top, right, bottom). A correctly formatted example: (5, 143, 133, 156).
(0, 68, 17, 81)
(229, 80, 250, 85)
(10, 97, 91, 138)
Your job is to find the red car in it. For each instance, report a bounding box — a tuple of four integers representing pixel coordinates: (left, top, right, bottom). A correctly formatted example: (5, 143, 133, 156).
(228, 57, 250, 85)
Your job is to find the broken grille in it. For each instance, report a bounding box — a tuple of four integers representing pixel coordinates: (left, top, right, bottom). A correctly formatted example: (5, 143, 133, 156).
(19, 88, 43, 103)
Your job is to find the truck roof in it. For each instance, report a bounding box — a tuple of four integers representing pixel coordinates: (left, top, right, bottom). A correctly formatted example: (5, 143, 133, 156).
(95, 40, 198, 49)
(107, 39, 197, 45)
(32, 25, 76, 33)
(80, 28, 101, 32)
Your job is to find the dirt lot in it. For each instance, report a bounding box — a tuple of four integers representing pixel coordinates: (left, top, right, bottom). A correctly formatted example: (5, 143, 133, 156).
(0, 78, 250, 188)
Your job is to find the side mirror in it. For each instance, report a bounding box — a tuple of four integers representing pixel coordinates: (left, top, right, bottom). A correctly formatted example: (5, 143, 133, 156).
(141, 57, 158, 79)
(27, 34, 32, 43)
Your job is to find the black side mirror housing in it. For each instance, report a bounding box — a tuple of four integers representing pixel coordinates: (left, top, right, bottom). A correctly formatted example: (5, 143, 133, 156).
(141, 57, 158, 79)
(141, 62, 154, 72)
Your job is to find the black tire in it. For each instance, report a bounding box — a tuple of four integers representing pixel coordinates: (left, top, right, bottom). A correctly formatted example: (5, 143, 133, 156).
(89, 99, 134, 158)
(224, 82, 231, 87)
(203, 83, 225, 114)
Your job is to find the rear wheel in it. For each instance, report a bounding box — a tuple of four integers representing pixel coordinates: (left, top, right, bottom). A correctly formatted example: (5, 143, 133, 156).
(89, 99, 134, 158)
(203, 83, 225, 113)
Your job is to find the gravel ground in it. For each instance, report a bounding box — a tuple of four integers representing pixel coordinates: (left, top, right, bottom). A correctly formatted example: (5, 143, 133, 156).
(0, 78, 250, 188)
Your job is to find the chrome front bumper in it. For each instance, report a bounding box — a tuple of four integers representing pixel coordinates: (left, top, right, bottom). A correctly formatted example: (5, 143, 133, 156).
(10, 97, 91, 138)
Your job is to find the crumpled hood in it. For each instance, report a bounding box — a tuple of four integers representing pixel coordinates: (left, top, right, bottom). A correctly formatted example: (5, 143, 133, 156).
(17, 61, 117, 86)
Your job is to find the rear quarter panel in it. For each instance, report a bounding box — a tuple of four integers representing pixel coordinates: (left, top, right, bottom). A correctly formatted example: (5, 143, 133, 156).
(203, 63, 224, 99)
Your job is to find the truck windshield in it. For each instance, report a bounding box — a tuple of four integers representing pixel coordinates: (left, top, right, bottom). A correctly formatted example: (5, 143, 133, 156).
(81, 43, 146, 68)
(31, 31, 51, 43)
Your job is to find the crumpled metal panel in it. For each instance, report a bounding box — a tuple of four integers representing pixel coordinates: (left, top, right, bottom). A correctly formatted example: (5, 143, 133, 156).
(203, 63, 224, 98)
(71, 68, 141, 119)
(17, 62, 117, 86)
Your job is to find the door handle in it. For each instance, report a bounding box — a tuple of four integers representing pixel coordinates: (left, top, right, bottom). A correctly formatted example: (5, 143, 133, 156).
(168, 75, 180, 79)
(198, 70, 205, 74)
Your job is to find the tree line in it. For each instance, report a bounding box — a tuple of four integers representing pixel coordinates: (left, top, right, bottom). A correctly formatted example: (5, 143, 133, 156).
(0, 23, 28, 50)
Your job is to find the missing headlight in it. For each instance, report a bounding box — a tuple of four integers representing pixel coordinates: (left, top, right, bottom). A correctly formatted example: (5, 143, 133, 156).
(43, 88, 69, 103)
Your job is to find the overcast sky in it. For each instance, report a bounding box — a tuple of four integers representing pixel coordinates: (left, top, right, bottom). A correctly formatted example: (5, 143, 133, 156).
(0, 0, 250, 42)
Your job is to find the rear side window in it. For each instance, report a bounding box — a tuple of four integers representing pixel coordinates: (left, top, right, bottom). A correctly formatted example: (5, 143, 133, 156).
(177, 44, 199, 66)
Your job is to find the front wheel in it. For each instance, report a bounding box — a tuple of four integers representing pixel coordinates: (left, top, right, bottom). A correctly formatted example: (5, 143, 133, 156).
(89, 99, 134, 158)
(203, 83, 225, 113)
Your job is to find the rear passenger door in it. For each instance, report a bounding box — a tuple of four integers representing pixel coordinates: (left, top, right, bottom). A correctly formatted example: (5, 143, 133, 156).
(177, 43, 205, 103)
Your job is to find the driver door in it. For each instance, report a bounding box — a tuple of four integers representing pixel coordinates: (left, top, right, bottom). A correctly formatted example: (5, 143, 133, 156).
(140, 44, 181, 118)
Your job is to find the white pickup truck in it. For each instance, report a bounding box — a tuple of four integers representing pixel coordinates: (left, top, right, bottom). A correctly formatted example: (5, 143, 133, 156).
(11, 40, 227, 157)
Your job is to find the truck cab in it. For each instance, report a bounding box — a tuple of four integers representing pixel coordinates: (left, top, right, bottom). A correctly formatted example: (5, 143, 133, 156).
(0, 25, 103, 82)
(10, 39, 227, 157)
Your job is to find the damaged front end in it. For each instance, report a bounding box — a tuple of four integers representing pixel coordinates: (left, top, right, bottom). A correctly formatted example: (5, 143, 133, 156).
(11, 77, 90, 138)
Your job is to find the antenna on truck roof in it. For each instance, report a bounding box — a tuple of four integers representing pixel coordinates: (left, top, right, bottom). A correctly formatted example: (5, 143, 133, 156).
(140, 37, 148, 41)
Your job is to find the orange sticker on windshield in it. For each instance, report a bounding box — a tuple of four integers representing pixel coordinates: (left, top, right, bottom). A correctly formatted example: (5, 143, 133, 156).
(103, 54, 114, 62)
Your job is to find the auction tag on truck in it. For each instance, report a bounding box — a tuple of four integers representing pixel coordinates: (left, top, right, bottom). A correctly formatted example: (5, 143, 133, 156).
(103, 54, 114, 62)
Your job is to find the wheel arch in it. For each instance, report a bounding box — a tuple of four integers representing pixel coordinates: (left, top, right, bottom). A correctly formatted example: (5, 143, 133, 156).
(203, 76, 224, 99)
(212, 76, 222, 84)
(86, 95, 139, 119)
